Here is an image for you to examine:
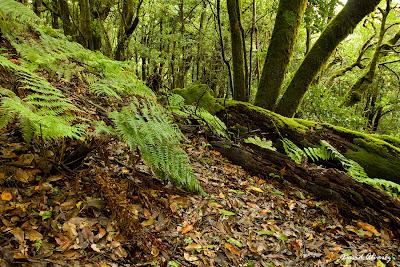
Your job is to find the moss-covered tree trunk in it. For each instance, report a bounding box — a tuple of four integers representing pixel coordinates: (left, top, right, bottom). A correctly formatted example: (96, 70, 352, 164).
(343, 0, 392, 106)
(275, 0, 382, 117)
(79, 0, 94, 50)
(114, 0, 143, 61)
(227, 0, 248, 102)
(255, 0, 307, 110)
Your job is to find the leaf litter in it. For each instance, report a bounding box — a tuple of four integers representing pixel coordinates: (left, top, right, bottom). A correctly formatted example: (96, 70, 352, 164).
(0, 131, 399, 267)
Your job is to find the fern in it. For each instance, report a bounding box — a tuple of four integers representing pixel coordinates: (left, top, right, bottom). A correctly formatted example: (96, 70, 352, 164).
(0, 2, 204, 193)
(282, 138, 400, 198)
(0, 56, 85, 141)
(281, 139, 307, 164)
(110, 99, 204, 194)
(168, 94, 229, 139)
(0, 0, 38, 24)
(244, 136, 276, 151)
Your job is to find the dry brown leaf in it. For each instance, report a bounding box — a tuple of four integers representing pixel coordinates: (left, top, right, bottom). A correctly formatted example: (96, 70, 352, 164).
(90, 243, 102, 253)
(1, 191, 13, 201)
(248, 186, 264, 193)
(224, 243, 240, 255)
(82, 226, 94, 242)
(0, 171, 5, 180)
(356, 221, 379, 235)
(183, 252, 199, 262)
(15, 168, 40, 183)
(47, 175, 63, 182)
(185, 243, 202, 251)
(26, 229, 43, 241)
(181, 224, 194, 234)
(114, 246, 128, 258)
(95, 227, 107, 240)
(10, 228, 24, 243)
(211, 150, 221, 156)
(17, 154, 34, 165)
(151, 245, 160, 256)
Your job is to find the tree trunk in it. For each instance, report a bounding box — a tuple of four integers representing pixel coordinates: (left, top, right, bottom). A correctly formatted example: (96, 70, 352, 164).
(275, 0, 382, 117)
(79, 0, 94, 50)
(33, 0, 43, 16)
(216, 0, 234, 97)
(114, 0, 143, 61)
(255, 0, 307, 110)
(227, 0, 248, 101)
(206, 100, 400, 234)
(58, 0, 73, 37)
(343, 0, 392, 106)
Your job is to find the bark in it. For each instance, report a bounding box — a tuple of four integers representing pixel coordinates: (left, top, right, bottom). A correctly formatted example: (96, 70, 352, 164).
(227, 0, 248, 101)
(216, 100, 400, 184)
(275, 0, 382, 117)
(58, 0, 74, 37)
(33, 0, 43, 16)
(207, 100, 400, 234)
(216, 0, 234, 97)
(255, 0, 307, 110)
(211, 141, 400, 236)
(79, 0, 94, 50)
(248, 0, 256, 89)
(114, 0, 143, 61)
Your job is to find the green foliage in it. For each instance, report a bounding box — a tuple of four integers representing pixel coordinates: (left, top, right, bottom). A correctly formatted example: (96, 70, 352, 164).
(172, 84, 224, 114)
(244, 136, 276, 151)
(281, 138, 399, 198)
(281, 138, 306, 164)
(168, 94, 229, 139)
(0, 2, 203, 194)
(0, 0, 38, 24)
(0, 55, 85, 141)
(110, 98, 204, 194)
(363, 178, 400, 198)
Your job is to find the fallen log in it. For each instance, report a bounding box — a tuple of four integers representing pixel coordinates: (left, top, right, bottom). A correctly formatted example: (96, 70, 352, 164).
(216, 100, 400, 184)
(211, 141, 400, 236)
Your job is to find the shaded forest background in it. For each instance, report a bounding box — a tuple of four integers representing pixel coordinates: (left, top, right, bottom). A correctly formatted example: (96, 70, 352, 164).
(16, 0, 400, 135)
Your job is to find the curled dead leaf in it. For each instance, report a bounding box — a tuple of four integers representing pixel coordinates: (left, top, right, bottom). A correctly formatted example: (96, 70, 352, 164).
(1, 191, 13, 201)
(10, 228, 24, 244)
(26, 229, 43, 241)
(356, 221, 379, 235)
(181, 224, 193, 234)
(224, 243, 240, 255)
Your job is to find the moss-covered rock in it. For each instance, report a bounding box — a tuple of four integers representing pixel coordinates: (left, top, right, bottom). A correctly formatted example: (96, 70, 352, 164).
(172, 84, 224, 114)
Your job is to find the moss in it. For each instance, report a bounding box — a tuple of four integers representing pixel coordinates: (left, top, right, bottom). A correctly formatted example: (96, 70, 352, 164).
(173, 84, 224, 114)
(370, 134, 400, 148)
(345, 147, 400, 183)
(219, 99, 309, 132)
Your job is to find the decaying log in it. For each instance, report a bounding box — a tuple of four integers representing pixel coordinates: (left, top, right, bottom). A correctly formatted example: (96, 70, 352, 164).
(211, 141, 400, 235)
(216, 100, 400, 184)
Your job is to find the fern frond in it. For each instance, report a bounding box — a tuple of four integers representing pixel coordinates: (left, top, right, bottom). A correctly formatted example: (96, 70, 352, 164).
(281, 138, 307, 164)
(0, 0, 39, 24)
(110, 99, 204, 194)
(0, 55, 85, 141)
(168, 94, 229, 139)
(244, 136, 276, 151)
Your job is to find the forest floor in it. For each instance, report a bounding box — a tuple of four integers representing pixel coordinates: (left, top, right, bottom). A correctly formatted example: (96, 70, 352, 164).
(0, 130, 399, 267)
